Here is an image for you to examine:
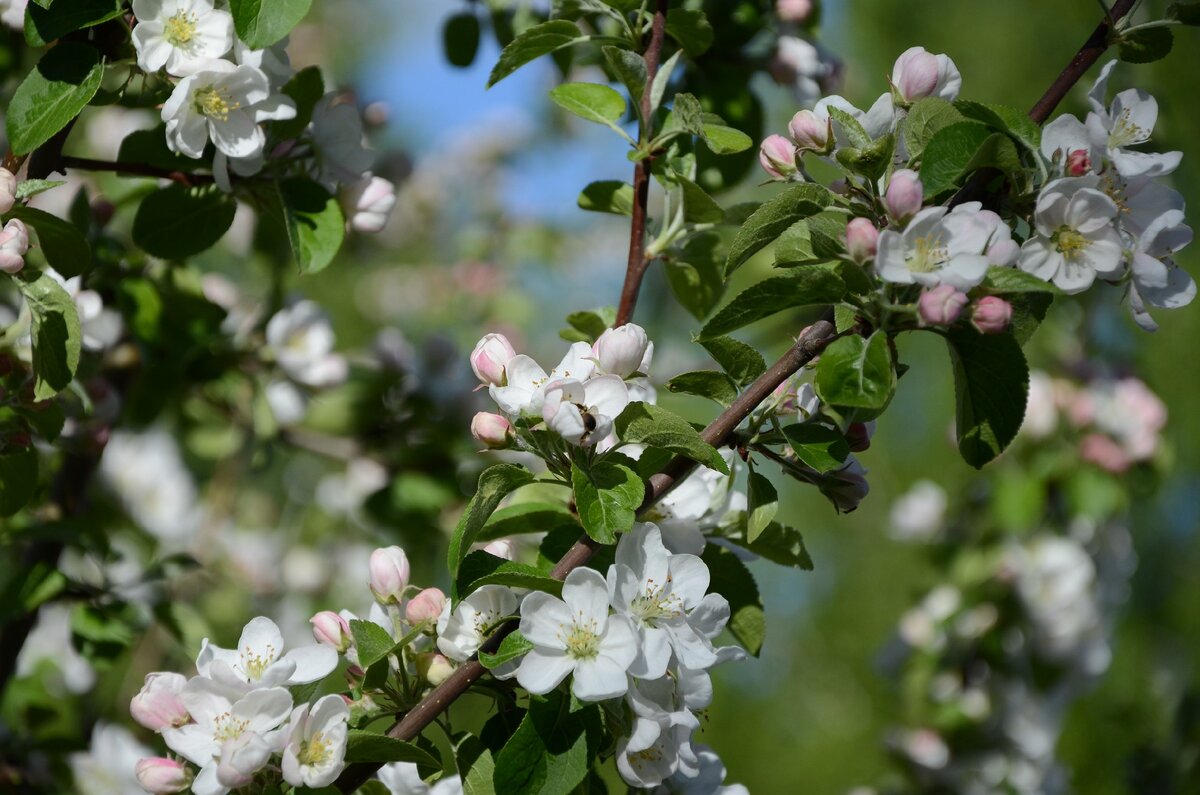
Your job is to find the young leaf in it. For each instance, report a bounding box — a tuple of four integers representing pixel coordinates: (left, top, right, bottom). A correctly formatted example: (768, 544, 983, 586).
(677, 175, 724, 223)
(448, 464, 534, 577)
(6, 42, 104, 156)
(601, 45, 646, 112)
(781, 423, 851, 473)
(815, 331, 896, 418)
(571, 460, 644, 544)
(479, 630, 534, 670)
(229, 0, 312, 49)
(976, 266, 1061, 295)
(700, 336, 767, 385)
(725, 184, 833, 275)
(825, 106, 872, 149)
(132, 184, 238, 260)
(614, 402, 729, 474)
(946, 327, 1029, 468)
(488, 20, 583, 87)
(349, 619, 397, 670)
(277, 177, 345, 273)
(699, 263, 846, 340)
(7, 206, 91, 277)
(345, 731, 441, 767)
(918, 121, 993, 196)
(954, 100, 1042, 153)
(702, 546, 765, 655)
(665, 371, 738, 406)
(577, 181, 634, 215)
(746, 470, 778, 543)
(14, 179, 65, 201)
(699, 116, 753, 155)
(16, 270, 82, 400)
(549, 83, 627, 127)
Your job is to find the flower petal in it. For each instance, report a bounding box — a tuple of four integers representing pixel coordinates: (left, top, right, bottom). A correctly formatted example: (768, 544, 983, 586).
(516, 649, 574, 695)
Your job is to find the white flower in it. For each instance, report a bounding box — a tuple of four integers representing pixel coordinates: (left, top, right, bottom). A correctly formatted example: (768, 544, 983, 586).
(348, 174, 397, 233)
(436, 585, 518, 662)
(312, 94, 374, 187)
(1040, 114, 1098, 177)
(233, 37, 293, 87)
(266, 300, 348, 387)
(644, 448, 738, 555)
(488, 341, 596, 417)
(1018, 176, 1125, 293)
(663, 745, 750, 795)
(876, 202, 1012, 290)
(379, 762, 464, 795)
(1085, 60, 1181, 178)
(69, 723, 153, 795)
(281, 695, 351, 788)
(162, 677, 292, 795)
(15, 603, 96, 694)
(607, 523, 717, 679)
(1013, 536, 1105, 667)
(131, 0, 233, 77)
(100, 429, 201, 545)
(1102, 173, 1185, 238)
(617, 716, 697, 788)
(130, 671, 191, 731)
(0, 0, 26, 31)
(768, 36, 839, 106)
(516, 568, 638, 701)
(1127, 208, 1195, 331)
(162, 62, 287, 159)
(196, 616, 338, 691)
(542, 375, 631, 447)
(888, 480, 947, 542)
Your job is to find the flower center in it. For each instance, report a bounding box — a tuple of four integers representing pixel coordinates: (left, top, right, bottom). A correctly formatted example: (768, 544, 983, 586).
(906, 234, 947, 273)
(194, 86, 240, 122)
(1110, 108, 1148, 148)
(242, 645, 276, 680)
(562, 616, 602, 660)
(164, 12, 198, 47)
(628, 745, 664, 770)
(298, 732, 333, 766)
(630, 582, 682, 628)
(1053, 227, 1089, 258)
(212, 712, 250, 743)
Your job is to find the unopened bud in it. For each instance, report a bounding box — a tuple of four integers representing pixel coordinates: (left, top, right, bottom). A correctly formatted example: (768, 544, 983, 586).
(0, 168, 16, 214)
(776, 0, 813, 24)
(368, 546, 411, 604)
(130, 672, 190, 732)
(1066, 148, 1092, 177)
(593, 324, 649, 377)
(885, 169, 923, 221)
(350, 176, 397, 234)
(846, 421, 875, 453)
(405, 587, 447, 624)
(788, 109, 830, 152)
(892, 46, 940, 102)
(823, 460, 869, 513)
(971, 296, 1012, 334)
(918, 285, 968, 327)
(759, 134, 798, 180)
(470, 333, 516, 386)
(91, 198, 116, 228)
(310, 610, 352, 652)
(135, 758, 191, 793)
(471, 411, 514, 449)
(0, 219, 29, 274)
(416, 652, 455, 686)
(845, 218, 878, 262)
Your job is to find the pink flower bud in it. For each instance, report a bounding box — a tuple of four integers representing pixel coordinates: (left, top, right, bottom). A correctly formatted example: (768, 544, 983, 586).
(0, 219, 29, 275)
(350, 175, 397, 234)
(129, 672, 190, 731)
(845, 218, 878, 262)
(484, 539, 516, 560)
(470, 333, 516, 386)
(593, 324, 649, 377)
(892, 46, 940, 102)
(885, 169, 923, 220)
(405, 587, 447, 624)
(369, 545, 411, 604)
(416, 652, 455, 686)
(0, 168, 16, 215)
(776, 0, 813, 23)
(310, 610, 352, 652)
(1080, 433, 1130, 474)
(971, 296, 1012, 334)
(1066, 148, 1092, 177)
(471, 411, 514, 449)
(759, 134, 798, 180)
(918, 285, 968, 327)
(846, 421, 875, 453)
(135, 758, 191, 793)
(788, 109, 830, 152)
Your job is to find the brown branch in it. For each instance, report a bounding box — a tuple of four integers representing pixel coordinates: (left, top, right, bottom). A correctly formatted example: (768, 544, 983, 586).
(59, 155, 215, 186)
(614, 0, 671, 328)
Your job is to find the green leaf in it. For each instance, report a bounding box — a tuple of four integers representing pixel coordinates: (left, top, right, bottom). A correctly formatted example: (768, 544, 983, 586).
(7, 206, 90, 277)
(714, 520, 814, 570)
(275, 66, 325, 141)
(977, 266, 1061, 295)
(117, 126, 197, 172)
(477, 502, 578, 542)
(746, 470, 778, 543)
(479, 630, 534, 670)
(677, 175, 724, 223)
(24, 0, 122, 47)
(698, 117, 753, 155)
(562, 308, 614, 344)
(456, 550, 563, 601)
(918, 121, 993, 196)
(278, 177, 345, 274)
(1168, 2, 1200, 24)
(349, 619, 397, 670)
(601, 45, 646, 111)
(1118, 26, 1174, 64)
(488, 20, 583, 87)
(825, 106, 872, 149)
(448, 464, 534, 577)
(229, 0, 312, 49)
(549, 82, 627, 126)
(614, 401, 729, 474)
(0, 448, 39, 517)
(835, 133, 896, 181)
(774, 214, 849, 267)
(6, 42, 104, 156)
(577, 181, 634, 215)
(672, 92, 705, 136)
(132, 184, 237, 260)
(492, 691, 602, 795)
(725, 184, 832, 275)
(14, 179, 65, 201)
(700, 263, 846, 340)
(665, 8, 713, 55)
(699, 336, 766, 385)
(702, 546, 765, 655)
(444, 11, 482, 68)
(815, 331, 895, 419)
(571, 460, 644, 544)
(964, 132, 1023, 181)
(666, 371, 738, 406)
(345, 730, 441, 767)
(902, 97, 964, 159)
(463, 747, 497, 795)
(16, 270, 81, 400)
(946, 327, 1029, 468)
(954, 100, 1042, 153)
(781, 423, 851, 473)
(665, 231, 725, 320)
(1007, 292, 1054, 346)
(649, 50, 681, 113)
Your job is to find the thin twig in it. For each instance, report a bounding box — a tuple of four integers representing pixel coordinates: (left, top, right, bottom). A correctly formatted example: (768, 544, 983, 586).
(59, 155, 214, 186)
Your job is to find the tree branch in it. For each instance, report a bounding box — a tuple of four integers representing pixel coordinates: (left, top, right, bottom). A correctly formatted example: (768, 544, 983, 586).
(59, 155, 215, 186)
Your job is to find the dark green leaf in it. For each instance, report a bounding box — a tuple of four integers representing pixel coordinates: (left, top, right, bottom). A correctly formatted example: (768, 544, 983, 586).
(918, 121, 993, 196)
(665, 231, 725, 320)
(444, 12, 482, 68)
(278, 177, 345, 273)
(479, 630, 534, 670)
(0, 448, 39, 517)
(488, 20, 583, 87)
(665, 8, 713, 55)
(902, 97, 964, 160)
(1118, 26, 1173, 64)
(6, 43, 104, 156)
(345, 730, 441, 767)
(954, 100, 1042, 153)
(1168, 2, 1200, 24)
(477, 502, 578, 542)
(946, 327, 1028, 468)
(774, 214, 847, 267)
(562, 308, 614, 344)
(457, 550, 563, 601)
(614, 401, 729, 474)
(275, 66, 325, 141)
(577, 181, 634, 215)
(677, 175, 724, 223)
(16, 270, 81, 400)
(449, 464, 534, 577)
(7, 205, 90, 277)
(700, 263, 846, 339)
(815, 331, 895, 418)
(132, 184, 237, 260)
(24, 0, 122, 47)
(701, 546, 765, 655)
(349, 619, 396, 670)
(665, 371, 738, 406)
(492, 691, 601, 795)
(725, 184, 833, 275)
(700, 336, 766, 385)
(117, 126, 198, 172)
(230, 0, 312, 49)
(746, 470, 778, 542)
(714, 520, 814, 570)
(571, 460, 643, 544)
(781, 423, 851, 473)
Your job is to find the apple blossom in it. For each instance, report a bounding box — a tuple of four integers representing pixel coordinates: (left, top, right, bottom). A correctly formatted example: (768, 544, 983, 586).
(163, 61, 294, 159)
(822, 458, 870, 513)
(130, 672, 190, 731)
(885, 169, 924, 221)
(1081, 433, 1130, 473)
(542, 375, 630, 447)
(1040, 114, 1098, 178)
(759, 134, 799, 180)
(470, 333, 516, 386)
(436, 584, 518, 661)
(1018, 176, 1125, 294)
(311, 610, 353, 652)
(195, 616, 338, 690)
(1127, 208, 1195, 331)
(769, 36, 839, 105)
(593, 323, 650, 377)
(369, 545, 411, 603)
(813, 93, 897, 147)
(889, 480, 947, 542)
(134, 757, 191, 793)
(131, 0, 234, 77)
(0, 218, 29, 274)
(517, 567, 638, 701)
(667, 745, 750, 795)
(877, 203, 1016, 290)
(348, 175, 398, 233)
(70, 723, 153, 795)
(266, 301, 349, 387)
(46, 269, 123, 351)
(215, 730, 274, 789)
(0, 166, 15, 214)
(845, 217, 879, 262)
(788, 109, 831, 152)
(232, 37, 292, 87)
(379, 762, 464, 795)
(1086, 60, 1181, 178)
(616, 716, 698, 788)
(281, 695, 350, 788)
(971, 296, 1013, 334)
(406, 587, 448, 624)
(891, 46, 962, 102)
(488, 341, 596, 416)
(0, 0, 25, 30)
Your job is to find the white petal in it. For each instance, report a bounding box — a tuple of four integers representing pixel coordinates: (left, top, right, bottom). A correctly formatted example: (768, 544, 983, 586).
(190, 763, 227, 795)
(519, 592, 571, 650)
(516, 649, 575, 694)
(281, 645, 338, 684)
(666, 622, 718, 671)
(1064, 189, 1117, 233)
(687, 593, 731, 640)
(630, 625, 672, 679)
(600, 615, 638, 668)
(584, 375, 630, 420)
(163, 723, 219, 766)
(236, 687, 294, 732)
(239, 617, 284, 665)
(211, 111, 265, 159)
(665, 554, 709, 610)
(561, 567, 611, 627)
(571, 656, 630, 701)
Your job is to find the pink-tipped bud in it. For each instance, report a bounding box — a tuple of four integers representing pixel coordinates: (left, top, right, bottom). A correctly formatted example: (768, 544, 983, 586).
(0, 168, 16, 215)
(885, 169, 923, 221)
(759, 134, 798, 180)
(416, 652, 455, 686)
(918, 285, 968, 327)
(406, 587, 447, 624)
(1066, 148, 1092, 177)
(470, 333, 516, 386)
(310, 610, 352, 652)
(788, 109, 830, 152)
(776, 0, 813, 24)
(471, 411, 514, 449)
(130, 672, 190, 732)
(484, 539, 516, 560)
(845, 218, 879, 262)
(892, 47, 940, 102)
(846, 421, 875, 453)
(971, 296, 1012, 334)
(0, 219, 29, 275)
(593, 324, 649, 377)
(135, 758, 191, 793)
(369, 546, 411, 604)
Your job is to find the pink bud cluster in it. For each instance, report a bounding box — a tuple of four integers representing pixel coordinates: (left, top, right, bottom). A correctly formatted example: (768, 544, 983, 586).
(917, 285, 1012, 334)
